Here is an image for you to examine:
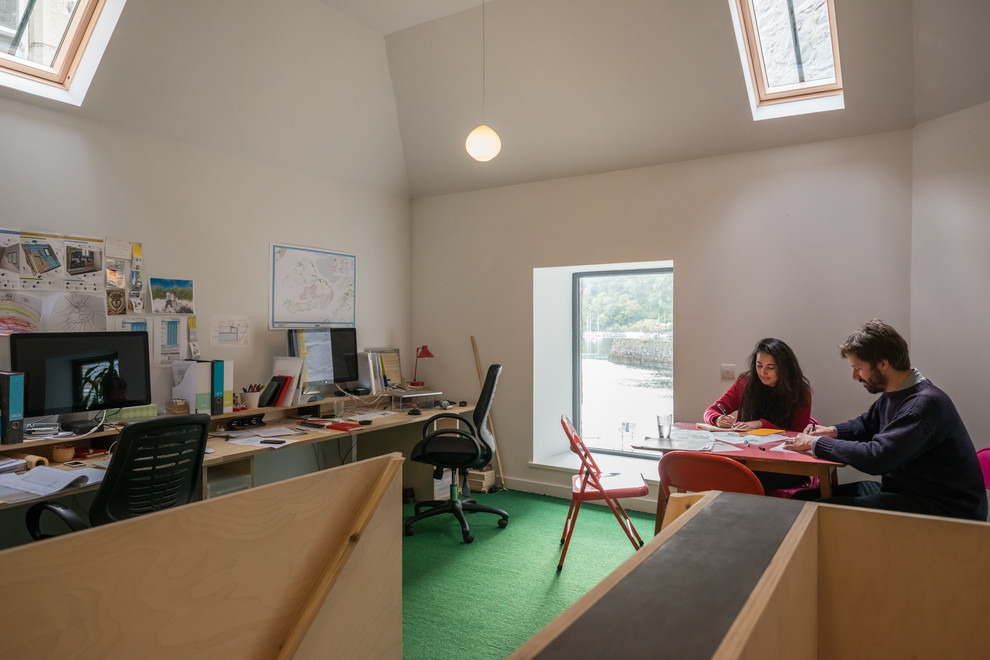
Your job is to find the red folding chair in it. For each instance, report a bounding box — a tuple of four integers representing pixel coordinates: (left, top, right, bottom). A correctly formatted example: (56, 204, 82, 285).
(656, 450, 764, 534)
(558, 415, 649, 571)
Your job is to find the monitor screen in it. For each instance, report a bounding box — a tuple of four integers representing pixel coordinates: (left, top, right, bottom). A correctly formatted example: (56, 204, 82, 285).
(9, 331, 152, 418)
(287, 327, 358, 387)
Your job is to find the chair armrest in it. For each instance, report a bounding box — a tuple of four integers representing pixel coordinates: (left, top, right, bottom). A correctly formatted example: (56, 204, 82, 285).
(26, 500, 89, 540)
(422, 412, 477, 438)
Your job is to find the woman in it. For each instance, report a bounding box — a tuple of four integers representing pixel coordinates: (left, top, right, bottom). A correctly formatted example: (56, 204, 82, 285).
(704, 338, 813, 492)
(704, 337, 812, 433)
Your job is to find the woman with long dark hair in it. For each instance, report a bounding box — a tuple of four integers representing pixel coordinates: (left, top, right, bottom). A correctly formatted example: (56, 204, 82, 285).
(704, 338, 812, 433)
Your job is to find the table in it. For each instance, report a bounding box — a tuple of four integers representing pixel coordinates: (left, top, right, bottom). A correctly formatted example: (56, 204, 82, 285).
(632, 423, 841, 498)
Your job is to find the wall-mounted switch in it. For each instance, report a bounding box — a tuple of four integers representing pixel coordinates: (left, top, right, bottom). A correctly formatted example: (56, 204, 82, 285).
(720, 364, 736, 379)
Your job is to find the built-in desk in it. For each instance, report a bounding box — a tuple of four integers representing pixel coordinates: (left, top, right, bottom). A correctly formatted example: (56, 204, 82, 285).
(0, 399, 475, 513)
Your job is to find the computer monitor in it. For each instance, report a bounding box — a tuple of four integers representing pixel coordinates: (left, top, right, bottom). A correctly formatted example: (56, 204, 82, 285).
(8, 331, 152, 418)
(287, 327, 358, 388)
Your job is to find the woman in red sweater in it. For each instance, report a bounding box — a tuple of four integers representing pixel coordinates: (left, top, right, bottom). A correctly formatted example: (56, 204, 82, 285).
(704, 338, 813, 492)
(704, 337, 812, 432)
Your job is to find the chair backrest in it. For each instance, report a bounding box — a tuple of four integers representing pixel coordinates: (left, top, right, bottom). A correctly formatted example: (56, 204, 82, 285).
(658, 451, 765, 498)
(977, 447, 990, 489)
(89, 414, 210, 526)
(410, 365, 502, 471)
(560, 415, 603, 484)
(472, 364, 502, 450)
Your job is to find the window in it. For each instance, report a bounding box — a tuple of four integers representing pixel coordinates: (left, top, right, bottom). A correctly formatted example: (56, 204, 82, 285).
(572, 267, 673, 454)
(0, 0, 125, 105)
(729, 0, 843, 119)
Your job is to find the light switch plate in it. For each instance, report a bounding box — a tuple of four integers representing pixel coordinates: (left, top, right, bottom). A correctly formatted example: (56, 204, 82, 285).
(720, 364, 736, 379)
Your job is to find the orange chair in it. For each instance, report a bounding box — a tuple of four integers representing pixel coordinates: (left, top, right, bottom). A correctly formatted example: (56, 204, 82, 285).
(558, 415, 649, 571)
(656, 451, 764, 534)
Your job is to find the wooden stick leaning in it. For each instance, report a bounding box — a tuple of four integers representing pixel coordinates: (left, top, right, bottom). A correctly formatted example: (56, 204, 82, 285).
(471, 335, 505, 490)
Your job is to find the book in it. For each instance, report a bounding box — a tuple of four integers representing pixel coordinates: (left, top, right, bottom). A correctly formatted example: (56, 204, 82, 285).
(271, 356, 304, 406)
(0, 465, 105, 497)
(258, 376, 287, 408)
(274, 375, 294, 407)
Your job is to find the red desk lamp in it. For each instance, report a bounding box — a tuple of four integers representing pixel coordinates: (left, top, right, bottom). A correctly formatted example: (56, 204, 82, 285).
(410, 345, 435, 387)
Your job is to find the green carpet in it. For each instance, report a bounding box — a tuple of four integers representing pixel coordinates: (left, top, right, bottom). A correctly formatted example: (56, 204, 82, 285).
(402, 489, 654, 660)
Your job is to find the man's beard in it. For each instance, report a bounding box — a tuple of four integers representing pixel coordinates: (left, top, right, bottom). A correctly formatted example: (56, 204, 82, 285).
(860, 371, 887, 394)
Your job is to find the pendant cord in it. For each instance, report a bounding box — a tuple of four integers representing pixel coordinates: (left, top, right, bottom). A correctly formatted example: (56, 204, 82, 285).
(482, 0, 487, 124)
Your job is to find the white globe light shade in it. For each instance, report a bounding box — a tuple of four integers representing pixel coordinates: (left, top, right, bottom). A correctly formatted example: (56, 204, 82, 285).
(465, 124, 501, 162)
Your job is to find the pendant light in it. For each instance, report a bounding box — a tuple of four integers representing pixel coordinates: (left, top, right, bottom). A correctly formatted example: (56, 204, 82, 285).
(465, 0, 501, 162)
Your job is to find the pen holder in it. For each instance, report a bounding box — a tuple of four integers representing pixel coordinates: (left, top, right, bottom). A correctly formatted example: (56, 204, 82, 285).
(240, 391, 262, 410)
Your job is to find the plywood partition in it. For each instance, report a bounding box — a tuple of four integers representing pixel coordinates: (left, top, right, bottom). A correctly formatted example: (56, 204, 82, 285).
(816, 505, 990, 659)
(514, 493, 990, 660)
(715, 505, 818, 660)
(0, 453, 404, 660)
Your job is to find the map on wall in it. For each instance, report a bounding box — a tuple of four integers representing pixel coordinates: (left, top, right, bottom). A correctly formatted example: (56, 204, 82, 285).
(269, 243, 355, 329)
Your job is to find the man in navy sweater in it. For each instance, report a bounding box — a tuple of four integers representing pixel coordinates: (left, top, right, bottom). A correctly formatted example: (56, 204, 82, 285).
(786, 320, 987, 521)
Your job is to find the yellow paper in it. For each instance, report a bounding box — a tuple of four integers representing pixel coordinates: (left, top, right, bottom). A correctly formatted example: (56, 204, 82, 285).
(745, 428, 783, 436)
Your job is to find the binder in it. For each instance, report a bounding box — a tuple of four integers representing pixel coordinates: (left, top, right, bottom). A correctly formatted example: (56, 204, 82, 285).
(222, 360, 234, 413)
(209, 360, 224, 416)
(171, 360, 212, 414)
(0, 371, 25, 444)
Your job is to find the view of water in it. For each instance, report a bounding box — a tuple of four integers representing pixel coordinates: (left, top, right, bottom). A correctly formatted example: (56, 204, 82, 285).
(580, 357, 673, 452)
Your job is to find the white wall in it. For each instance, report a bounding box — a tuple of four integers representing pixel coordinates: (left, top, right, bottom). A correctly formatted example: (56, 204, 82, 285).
(0, 0, 413, 405)
(911, 101, 990, 447)
(0, 1, 412, 549)
(412, 130, 914, 493)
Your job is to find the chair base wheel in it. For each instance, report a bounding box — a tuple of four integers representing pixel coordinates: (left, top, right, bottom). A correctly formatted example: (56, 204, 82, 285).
(463, 532, 474, 543)
(497, 519, 508, 528)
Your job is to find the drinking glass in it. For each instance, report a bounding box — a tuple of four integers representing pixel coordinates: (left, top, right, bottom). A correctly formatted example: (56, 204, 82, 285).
(618, 421, 636, 447)
(657, 413, 673, 439)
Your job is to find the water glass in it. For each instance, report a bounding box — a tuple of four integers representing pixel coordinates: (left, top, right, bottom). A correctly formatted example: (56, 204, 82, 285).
(618, 421, 636, 444)
(657, 413, 673, 438)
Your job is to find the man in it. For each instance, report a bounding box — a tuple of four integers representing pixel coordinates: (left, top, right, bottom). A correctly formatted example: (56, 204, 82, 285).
(785, 320, 987, 521)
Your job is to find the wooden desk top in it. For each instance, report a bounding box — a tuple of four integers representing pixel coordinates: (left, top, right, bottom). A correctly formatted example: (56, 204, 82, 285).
(0, 403, 475, 509)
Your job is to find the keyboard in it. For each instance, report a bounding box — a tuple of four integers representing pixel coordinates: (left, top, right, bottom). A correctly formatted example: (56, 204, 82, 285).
(93, 457, 112, 469)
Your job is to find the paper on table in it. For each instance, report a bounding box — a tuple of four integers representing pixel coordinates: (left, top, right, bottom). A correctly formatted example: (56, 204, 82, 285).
(710, 439, 744, 452)
(0, 466, 105, 497)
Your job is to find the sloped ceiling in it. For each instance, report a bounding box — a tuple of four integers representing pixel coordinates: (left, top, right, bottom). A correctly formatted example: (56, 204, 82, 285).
(326, 0, 990, 199)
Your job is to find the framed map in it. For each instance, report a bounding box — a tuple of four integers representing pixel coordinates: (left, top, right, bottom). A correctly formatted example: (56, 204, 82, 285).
(269, 243, 356, 329)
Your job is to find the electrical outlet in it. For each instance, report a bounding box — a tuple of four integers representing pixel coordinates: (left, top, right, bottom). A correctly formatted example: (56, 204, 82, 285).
(720, 364, 736, 379)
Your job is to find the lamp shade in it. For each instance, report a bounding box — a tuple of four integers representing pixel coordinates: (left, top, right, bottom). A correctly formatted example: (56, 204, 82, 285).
(416, 345, 435, 359)
(465, 124, 501, 162)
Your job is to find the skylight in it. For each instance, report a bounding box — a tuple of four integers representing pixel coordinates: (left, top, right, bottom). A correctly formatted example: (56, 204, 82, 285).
(729, 0, 844, 120)
(0, 0, 126, 105)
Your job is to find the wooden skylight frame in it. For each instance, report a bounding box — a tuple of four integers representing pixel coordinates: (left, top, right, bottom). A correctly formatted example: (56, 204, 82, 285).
(0, 0, 105, 89)
(733, 0, 843, 106)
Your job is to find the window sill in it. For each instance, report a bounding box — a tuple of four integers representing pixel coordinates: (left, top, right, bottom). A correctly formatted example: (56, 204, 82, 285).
(531, 449, 660, 485)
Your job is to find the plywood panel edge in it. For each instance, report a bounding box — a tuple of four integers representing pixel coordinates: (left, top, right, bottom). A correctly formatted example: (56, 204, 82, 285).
(714, 502, 819, 660)
(292, 463, 403, 659)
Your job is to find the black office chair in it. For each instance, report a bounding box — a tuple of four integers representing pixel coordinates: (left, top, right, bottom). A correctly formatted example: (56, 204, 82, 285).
(404, 364, 509, 543)
(26, 414, 211, 540)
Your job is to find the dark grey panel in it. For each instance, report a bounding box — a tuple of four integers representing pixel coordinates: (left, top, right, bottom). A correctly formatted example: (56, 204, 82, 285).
(533, 493, 804, 659)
